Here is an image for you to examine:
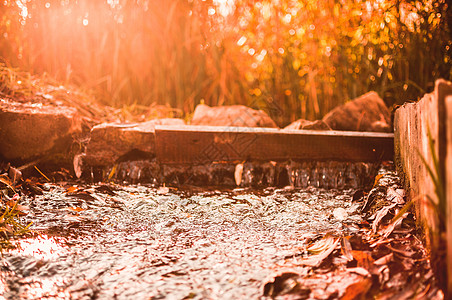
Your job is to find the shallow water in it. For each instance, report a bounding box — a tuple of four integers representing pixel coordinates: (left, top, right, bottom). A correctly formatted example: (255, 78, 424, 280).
(1, 184, 362, 299)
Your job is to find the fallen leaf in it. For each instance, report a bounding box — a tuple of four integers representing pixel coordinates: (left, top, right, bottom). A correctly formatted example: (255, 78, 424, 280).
(374, 253, 393, 265)
(340, 276, 372, 300)
(307, 234, 337, 254)
(361, 186, 385, 213)
(301, 235, 339, 267)
(262, 271, 301, 298)
(373, 174, 384, 187)
(66, 186, 81, 193)
(351, 250, 374, 269)
(341, 237, 354, 261)
(347, 267, 370, 277)
(372, 203, 397, 233)
(380, 201, 413, 238)
(370, 238, 394, 248)
(0, 175, 15, 192)
(95, 184, 117, 196)
(415, 283, 432, 299)
(23, 179, 44, 195)
(67, 207, 85, 212)
(385, 244, 416, 258)
(66, 191, 97, 202)
(381, 212, 408, 238)
(387, 187, 405, 204)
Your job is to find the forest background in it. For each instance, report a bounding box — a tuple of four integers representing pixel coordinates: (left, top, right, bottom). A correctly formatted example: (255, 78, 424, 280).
(0, 0, 451, 127)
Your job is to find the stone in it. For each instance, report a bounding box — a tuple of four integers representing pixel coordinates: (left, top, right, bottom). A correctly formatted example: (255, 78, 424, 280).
(84, 118, 185, 166)
(191, 104, 278, 128)
(284, 119, 331, 130)
(0, 98, 82, 164)
(322, 92, 391, 132)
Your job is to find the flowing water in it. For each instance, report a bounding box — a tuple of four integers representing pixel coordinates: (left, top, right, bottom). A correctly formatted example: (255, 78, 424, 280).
(93, 160, 378, 189)
(1, 181, 364, 299)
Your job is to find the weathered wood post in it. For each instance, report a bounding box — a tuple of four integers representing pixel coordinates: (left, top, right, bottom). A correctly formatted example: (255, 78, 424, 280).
(445, 87, 452, 296)
(394, 79, 452, 296)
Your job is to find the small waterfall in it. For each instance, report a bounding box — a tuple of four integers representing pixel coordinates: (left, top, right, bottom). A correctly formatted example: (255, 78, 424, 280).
(88, 159, 378, 189)
(285, 161, 370, 189)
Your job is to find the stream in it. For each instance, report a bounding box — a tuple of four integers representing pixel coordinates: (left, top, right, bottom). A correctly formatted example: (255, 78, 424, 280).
(1, 181, 363, 299)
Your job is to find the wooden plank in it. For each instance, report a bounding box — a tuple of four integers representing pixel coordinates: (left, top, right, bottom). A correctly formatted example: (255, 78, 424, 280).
(394, 79, 452, 296)
(154, 125, 394, 164)
(446, 94, 452, 296)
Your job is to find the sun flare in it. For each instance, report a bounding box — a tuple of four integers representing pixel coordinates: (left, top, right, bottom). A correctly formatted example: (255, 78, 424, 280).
(11, 235, 65, 260)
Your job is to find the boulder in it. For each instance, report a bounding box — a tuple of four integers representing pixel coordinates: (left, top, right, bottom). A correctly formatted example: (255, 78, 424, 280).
(284, 119, 331, 130)
(191, 104, 278, 128)
(322, 92, 392, 132)
(0, 98, 82, 164)
(84, 118, 185, 166)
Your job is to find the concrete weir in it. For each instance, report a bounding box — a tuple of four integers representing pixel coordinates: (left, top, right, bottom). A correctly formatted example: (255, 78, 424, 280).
(154, 125, 394, 164)
(394, 79, 452, 294)
(84, 120, 394, 187)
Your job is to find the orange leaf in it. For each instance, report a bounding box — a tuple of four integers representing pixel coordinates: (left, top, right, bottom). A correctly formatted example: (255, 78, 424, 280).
(373, 174, 384, 187)
(340, 277, 372, 300)
(66, 186, 80, 193)
(351, 250, 374, 269)
(68, 207, 85, 212)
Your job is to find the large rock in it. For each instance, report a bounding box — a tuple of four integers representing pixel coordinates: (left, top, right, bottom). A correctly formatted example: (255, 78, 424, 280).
(191, 104, 278, 128)
(322, 92, 391, 132)
(284, 119, 331, 130)
(84, 118, 185, 166)
(0, 98, 82, 164)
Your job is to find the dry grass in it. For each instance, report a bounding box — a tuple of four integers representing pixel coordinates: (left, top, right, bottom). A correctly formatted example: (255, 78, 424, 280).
(0, 176, 32, 251)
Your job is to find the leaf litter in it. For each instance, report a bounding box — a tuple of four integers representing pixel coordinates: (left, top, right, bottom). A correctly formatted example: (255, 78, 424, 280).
(263, 165, 443, 300)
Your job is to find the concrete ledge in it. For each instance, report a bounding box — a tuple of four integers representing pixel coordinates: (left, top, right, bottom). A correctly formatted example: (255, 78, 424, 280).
(84, 118, 185, 166)
(154, 125, 394, 164)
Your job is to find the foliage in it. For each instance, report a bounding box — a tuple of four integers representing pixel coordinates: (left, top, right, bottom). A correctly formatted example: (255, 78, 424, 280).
(229, 0, 452, 122)
(0, 0, 451, 126)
